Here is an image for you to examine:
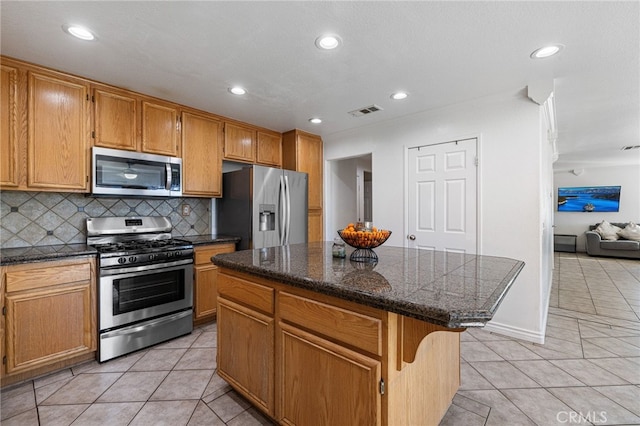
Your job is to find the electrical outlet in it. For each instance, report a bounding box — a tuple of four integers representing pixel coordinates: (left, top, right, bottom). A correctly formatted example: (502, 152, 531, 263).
(181, 204, 191, 216)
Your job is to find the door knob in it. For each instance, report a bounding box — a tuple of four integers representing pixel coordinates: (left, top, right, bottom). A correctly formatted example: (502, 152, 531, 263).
(408, 234, 416, 240)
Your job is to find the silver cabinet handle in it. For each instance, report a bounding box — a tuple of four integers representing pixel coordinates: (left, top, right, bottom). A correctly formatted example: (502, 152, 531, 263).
(408, 235, 416, 240)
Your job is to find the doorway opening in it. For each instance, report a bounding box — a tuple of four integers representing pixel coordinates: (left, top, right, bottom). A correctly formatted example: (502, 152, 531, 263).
(327, 154, 372, 238)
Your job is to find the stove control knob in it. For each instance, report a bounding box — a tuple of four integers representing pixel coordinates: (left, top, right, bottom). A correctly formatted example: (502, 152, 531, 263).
(129, 256, 137, 263)
(167, 252, 174, 258)
(149, 254, 157, 261)
(175, 250, 182, 257)
(118, 257, 126, 264)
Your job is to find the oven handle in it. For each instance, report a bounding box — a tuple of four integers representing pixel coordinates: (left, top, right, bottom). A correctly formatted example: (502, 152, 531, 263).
(101, 309, 192, 339)
(100, 258, 193, 277)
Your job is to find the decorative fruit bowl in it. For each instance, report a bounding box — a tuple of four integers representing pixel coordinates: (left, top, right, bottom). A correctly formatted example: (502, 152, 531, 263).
(337, 226, 392, 262)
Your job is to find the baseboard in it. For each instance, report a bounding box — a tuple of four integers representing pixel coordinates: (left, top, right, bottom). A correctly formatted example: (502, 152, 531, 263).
(483, 321, 545, 344)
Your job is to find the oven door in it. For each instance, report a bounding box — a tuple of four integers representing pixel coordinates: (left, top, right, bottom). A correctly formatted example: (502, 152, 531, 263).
(99, 260, 193, 331)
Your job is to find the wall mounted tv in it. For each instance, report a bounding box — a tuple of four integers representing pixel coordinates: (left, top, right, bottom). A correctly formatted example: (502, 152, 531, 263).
(557, 186, 621, 212)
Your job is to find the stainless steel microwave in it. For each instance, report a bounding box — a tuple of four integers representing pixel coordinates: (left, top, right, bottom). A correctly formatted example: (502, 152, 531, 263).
(92, 147, 182, 197)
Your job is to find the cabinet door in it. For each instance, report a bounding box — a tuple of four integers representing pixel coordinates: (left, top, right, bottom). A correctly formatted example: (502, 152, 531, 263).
(224, 123, 255, 163)
(182, 111, 223, 197)
(256, 131, 282, 167)
(278, 323, 380, 426)
(193, 242, 235, 324)
(28, 71, 90, 190)
(194, 265, 218, 321)
(93, 87, 138, 151)
(0, 64, 19, 187)
(217, 297, 274, 416)
(142, 100, 180, 156)
(296, 133, 323, 210)
(5, 281, 95, 374)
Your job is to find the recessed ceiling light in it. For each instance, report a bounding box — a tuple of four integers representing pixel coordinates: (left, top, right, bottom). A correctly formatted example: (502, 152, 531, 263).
(391, 92, 408, 100)
(63, 25, 95, 41)
(530, 44, 564, 59)
(309, 118, 322, 124)
(228, 87, 247, 95)
(315, 34, 341, 50)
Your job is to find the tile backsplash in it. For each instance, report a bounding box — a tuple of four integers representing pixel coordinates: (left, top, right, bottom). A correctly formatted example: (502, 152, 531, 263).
(0, 191, 211, 248)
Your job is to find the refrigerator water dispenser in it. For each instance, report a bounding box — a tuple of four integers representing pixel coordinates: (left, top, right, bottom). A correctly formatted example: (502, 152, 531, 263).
(259, 204, 275, 231)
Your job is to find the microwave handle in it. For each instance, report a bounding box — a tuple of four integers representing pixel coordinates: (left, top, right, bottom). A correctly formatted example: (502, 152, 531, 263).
(165, 164, 172, 190)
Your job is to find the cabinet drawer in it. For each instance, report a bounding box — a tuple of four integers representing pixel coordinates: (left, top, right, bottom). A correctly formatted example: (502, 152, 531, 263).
(195, 243, 235, 265)
(218, 272, 274, 315)
(279, 292, 382, 356)
(5, 261, 91, 293)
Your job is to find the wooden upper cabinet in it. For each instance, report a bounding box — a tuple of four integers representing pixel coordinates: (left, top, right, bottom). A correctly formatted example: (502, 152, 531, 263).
(142, 100, 180, 156)
(297, 133, 323, 210)
(0, 64, 19, 187)
(93, 86, 138, 151)
(283, 130, 323, 210)
(28, 71, 90, 191)
(224, 122, 256, 163)
(256, 131, 282, 167)
(181, 111, 223, 197)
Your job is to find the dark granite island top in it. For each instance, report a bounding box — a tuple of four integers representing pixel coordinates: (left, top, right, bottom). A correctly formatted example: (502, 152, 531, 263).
(212, 241, 525, 328)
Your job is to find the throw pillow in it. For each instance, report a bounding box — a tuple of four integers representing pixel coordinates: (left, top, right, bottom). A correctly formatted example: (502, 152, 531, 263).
(618, 222, 640, 242)
(594, 220, 622, 241)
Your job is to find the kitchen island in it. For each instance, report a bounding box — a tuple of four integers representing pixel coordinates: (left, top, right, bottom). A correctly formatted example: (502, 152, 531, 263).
(212, 242, 524, 426)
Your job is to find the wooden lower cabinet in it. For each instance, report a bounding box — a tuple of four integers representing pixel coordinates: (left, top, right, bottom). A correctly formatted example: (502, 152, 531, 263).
(1, 257, 97, 386)
(279, 323, 380, 426)
(216, 269, 462, 426)
(193, 243, 235, 325)
(217, 297, 275, 415)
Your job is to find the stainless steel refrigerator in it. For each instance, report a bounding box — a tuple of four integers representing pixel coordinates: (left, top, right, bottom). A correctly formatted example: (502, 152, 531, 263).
(216, 165, 308, 250)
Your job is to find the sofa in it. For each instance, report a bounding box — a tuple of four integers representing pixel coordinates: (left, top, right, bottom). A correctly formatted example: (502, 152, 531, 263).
(585, 222, 640, 259)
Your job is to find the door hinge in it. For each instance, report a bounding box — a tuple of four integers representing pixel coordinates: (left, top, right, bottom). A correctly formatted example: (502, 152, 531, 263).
(86, 94, 89, 101)
(92, 95, 95, 103)
(91, 130, 95, 139)
(2, 306, 5, 315)
(474, 156, 478, 166)
(2, 356, 5, 365)
(379, 378, 385, 395)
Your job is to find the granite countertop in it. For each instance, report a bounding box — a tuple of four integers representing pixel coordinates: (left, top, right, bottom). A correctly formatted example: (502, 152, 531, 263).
(177, 234, 241, 247)
(0, 235, 240, 266)
(212, 242, 525, 328)
(0, 244, 98, 266)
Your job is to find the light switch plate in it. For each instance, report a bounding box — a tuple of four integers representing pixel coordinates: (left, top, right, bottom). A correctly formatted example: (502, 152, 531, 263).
(181, 204, 191, 216)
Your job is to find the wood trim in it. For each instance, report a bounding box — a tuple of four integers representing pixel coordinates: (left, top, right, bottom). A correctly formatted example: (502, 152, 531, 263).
(397, 316, 465, 368)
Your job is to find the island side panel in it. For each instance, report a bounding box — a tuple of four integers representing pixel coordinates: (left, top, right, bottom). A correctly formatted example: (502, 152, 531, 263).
(386, 315, 462, 426)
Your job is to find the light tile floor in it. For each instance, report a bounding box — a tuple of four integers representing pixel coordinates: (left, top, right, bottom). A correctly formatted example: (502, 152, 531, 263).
(1, 253, 639, 425)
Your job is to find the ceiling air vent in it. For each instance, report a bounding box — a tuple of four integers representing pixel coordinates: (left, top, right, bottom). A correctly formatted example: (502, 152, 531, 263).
(348, 104, 384, 117)
(621, 145, 640, 150)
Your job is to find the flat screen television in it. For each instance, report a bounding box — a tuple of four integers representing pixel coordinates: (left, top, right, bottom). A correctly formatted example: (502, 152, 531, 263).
(557, 186, 621, 212)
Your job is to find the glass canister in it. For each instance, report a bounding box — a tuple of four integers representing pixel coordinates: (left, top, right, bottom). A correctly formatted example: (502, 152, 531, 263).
(332, 237, 346, 258)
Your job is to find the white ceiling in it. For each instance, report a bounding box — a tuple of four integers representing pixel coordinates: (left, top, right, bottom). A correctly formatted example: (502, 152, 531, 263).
(1, 1, 638, 170)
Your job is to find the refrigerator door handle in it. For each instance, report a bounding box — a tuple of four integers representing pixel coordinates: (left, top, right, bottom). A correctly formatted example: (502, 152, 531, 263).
(279, 174, 286, 245)
(285, 175, 291, 244)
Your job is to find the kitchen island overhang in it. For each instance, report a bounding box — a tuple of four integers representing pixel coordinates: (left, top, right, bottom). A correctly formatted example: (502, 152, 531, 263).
(212, 242, 525, 329)
(211, 242, 524, 425)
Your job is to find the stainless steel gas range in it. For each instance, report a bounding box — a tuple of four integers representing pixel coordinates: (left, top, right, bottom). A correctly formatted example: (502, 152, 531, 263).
(87, 216, 194, 362)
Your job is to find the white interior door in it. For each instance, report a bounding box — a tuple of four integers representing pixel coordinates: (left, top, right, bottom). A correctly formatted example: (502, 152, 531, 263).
(407, 139, 477, 253)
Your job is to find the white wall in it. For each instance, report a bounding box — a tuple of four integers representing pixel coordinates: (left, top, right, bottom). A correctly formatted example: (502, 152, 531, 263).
(553, 164, 640, 251)
(323, 89, 549, 343)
